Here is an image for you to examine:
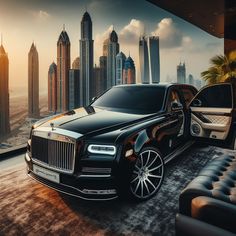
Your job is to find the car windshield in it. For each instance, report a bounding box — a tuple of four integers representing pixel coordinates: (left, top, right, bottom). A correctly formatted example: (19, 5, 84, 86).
(92, 86, 166, 114)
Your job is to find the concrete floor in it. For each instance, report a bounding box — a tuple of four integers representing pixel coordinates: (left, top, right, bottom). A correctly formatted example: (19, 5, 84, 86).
(0, 146, 235, 236)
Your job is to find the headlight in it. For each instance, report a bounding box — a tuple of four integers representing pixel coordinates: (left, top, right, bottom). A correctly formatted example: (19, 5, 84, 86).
(88, 144, 116, 155)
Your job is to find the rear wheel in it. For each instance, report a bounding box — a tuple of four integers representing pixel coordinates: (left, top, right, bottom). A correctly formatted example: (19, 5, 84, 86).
(129, 147, 164, 201)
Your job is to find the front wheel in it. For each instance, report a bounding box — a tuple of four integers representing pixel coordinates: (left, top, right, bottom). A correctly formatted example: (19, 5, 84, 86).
(129, 147, 165, 201)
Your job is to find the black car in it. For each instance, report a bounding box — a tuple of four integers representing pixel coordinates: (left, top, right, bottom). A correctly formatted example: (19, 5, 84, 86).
(25, 83, 236, 201)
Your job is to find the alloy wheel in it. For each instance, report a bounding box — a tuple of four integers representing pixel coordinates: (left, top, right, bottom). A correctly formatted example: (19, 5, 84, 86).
(130, 148, 164, 200)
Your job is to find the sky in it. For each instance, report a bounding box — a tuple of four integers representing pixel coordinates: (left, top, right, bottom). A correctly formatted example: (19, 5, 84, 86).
(0, 0, 223, 96)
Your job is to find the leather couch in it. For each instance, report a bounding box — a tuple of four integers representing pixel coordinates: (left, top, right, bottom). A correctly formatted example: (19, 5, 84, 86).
(176, 154, 236, 236)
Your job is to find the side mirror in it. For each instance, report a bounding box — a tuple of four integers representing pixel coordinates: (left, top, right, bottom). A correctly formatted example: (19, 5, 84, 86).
(91, 97, 97, 103)
(191, 99, 202, 107)
(171, 101, 183, 111)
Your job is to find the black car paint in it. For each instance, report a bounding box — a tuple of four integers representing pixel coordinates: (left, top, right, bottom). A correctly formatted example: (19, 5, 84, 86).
(26, 84, 198, 200)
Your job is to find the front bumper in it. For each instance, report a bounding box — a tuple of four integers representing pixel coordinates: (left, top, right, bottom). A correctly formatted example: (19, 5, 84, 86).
(25, 153, 118, 201)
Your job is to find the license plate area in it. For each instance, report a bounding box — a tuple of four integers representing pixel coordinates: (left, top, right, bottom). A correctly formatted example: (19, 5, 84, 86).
(33, 164, 60, 183)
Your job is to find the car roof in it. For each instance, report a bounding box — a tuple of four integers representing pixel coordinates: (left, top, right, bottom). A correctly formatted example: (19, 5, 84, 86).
(114, 83, 197, 90)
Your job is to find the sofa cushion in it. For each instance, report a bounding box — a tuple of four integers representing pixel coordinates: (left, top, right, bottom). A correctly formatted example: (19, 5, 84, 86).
(191, 196, 236, 233)
(179, 155, 236, 215)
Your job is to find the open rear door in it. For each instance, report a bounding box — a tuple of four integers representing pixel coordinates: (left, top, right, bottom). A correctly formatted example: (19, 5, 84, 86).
(189, 83, 236, 150)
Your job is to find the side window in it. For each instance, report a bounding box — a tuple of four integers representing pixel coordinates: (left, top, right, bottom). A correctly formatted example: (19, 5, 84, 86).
(181, 88, 195, 107)
(191, 84, 233, 108)
(167, 90, 181, 112)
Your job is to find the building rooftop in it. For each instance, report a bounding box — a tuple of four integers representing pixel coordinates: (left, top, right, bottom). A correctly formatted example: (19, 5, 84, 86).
(57, 30, 70, 44)
(82, 11, 92, 22)
(48, 62, 57, 74)
(109, 30, 118, 43)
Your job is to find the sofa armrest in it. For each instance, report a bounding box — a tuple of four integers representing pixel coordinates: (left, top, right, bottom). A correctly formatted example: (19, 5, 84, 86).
(191, 196, 236, 234)
(175, 213, 235, 236)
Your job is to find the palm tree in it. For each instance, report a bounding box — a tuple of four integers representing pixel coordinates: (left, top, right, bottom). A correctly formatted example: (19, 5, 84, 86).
(201, 50, 236, 84)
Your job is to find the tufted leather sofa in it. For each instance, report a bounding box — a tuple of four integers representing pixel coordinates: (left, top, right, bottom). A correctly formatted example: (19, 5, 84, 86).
(176, 154, 236, 236)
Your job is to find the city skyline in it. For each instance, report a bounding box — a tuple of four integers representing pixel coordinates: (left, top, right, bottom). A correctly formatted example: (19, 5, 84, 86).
(0, 0, 223, 96)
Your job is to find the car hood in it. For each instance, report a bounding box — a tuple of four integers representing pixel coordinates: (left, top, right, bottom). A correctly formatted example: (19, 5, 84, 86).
(35, 106, 153, 135)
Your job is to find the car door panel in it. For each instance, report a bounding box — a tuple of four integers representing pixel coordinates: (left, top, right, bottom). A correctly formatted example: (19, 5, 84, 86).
(189, 83, 236, 149)
(191, 107, 232, 139)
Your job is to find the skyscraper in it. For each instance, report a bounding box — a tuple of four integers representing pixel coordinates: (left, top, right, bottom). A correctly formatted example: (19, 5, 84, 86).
(80, 11, 94, 106)
(69, 69, 80, 110)
(188, 74, 194, 85)
(28, 42, 40, 118)
(103, 38, 109, 57)
(99, 55, 107, 93)
(116, 51, 126, 85)
(48, 62, 57, 113)
(123, 56, 136, 84)
(148, 36, 160, 83)
(57, 28, 71, 112)
(139, 36, 149, 84)
(177, 62, 186, 84)
(139, 36, 160, 84)
(93, 65, 102, 98)
(0, 43, 10, 137)
(107, 29, 119, 89)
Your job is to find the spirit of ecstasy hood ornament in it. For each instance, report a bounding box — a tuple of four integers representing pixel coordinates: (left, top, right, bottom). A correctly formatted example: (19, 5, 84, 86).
(50, 122, 55, 131)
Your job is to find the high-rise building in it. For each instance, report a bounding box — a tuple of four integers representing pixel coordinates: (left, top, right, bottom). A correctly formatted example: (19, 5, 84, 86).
(69, 69, 80, 110)
(195, 79, 202, 90)
(93, 65, 103, 98)
(116, 52, 126, 85)
(148, 36, 160, 83)
(107, 29, 119, 89)
(28, 42, 40, 118)
(139, 36, 160, 84)
(48, 62, 57, 113)
(57, 28, 71, 112)
(123, 56, 136, 84)
(0, 43, 10, 137)
(103, 38, 109, 57)
(188, 74, 194, 85)
(72, 57, 80, 70)
(80, 11, 94, 106)
(99, 55, 107, 93)
(139, 36, 150, 84)
(177, 62, 186, 84)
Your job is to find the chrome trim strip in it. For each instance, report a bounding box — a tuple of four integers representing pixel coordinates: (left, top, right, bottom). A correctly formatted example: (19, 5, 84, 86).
(190, 107, 232, 114)
(79, 174, 111, 178)
(32, 127, 82, 141)
(164, 141, 194, 164)
(82, 189, 117, 195)
(28, 172, 118, 201)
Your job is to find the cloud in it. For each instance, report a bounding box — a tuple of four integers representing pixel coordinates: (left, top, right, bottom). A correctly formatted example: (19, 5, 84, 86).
(38, 10, 50, 20)
(119, 19, 145, 45)
(31, 10, 50, 22)
(94, 25, 113, 63)
(94, 25, 113, 49)
(151, 18, 183, 48)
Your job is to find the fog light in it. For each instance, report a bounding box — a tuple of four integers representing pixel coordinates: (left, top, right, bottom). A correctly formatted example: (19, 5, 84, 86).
(125, 149, 134, 157)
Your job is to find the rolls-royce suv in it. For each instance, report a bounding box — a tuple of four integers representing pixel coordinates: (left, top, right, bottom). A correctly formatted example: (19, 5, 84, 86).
(25, 83, 236, 200)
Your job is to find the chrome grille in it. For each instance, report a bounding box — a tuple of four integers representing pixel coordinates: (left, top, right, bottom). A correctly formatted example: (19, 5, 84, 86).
(31, 135, 75, 173)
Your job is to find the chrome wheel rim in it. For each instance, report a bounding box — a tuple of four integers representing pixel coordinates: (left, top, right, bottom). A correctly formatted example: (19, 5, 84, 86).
(130, 149, 164, 199)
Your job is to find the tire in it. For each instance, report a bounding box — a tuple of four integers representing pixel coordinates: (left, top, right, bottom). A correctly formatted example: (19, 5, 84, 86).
(129, 147, 165, 201)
